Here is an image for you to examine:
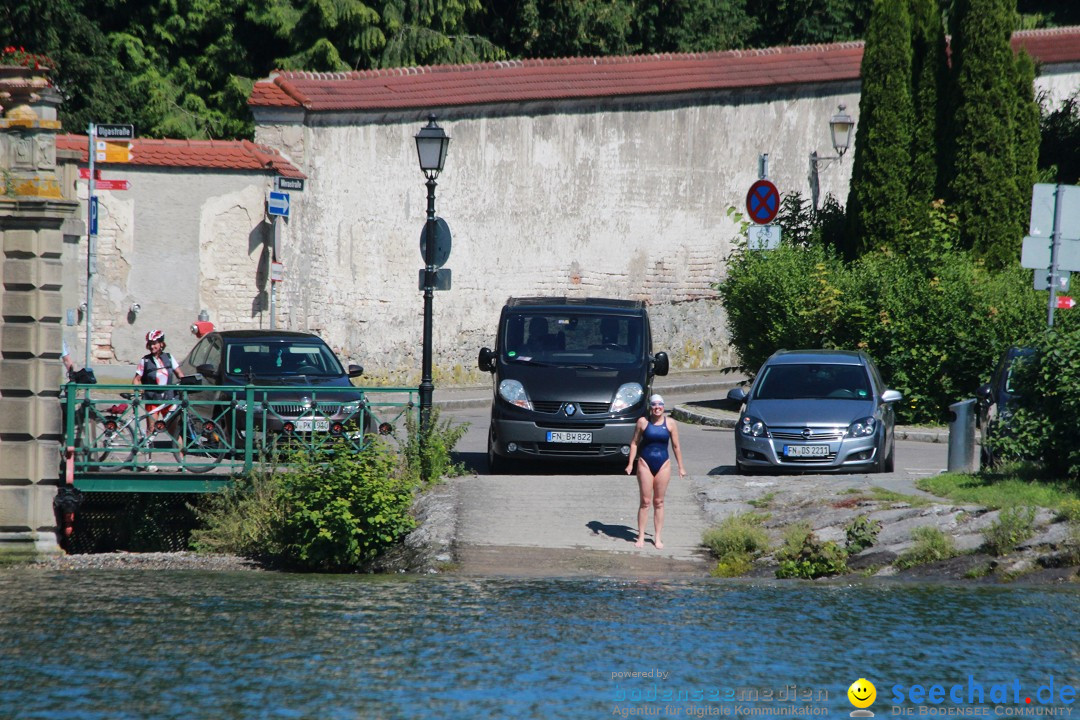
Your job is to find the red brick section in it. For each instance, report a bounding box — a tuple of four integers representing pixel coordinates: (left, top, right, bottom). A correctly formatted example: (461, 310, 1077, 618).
(248, 27, 1080, 113)
(55, 135, 305, 178)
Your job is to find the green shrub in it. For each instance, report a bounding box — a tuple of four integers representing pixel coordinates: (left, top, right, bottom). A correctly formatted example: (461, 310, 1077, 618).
(982, 506, 1037, 556)
(895, 526, 957, 569)
(775, 524, 848, 579)
(1057, 498, 1080, 523)
(985, 328, 1080, 482)
(193, 411, 469, 571)
(703, 513, 770, 558)
(845, 515, 882, 554)
(403, 408, 469, 483)
(716, 200, 1059, 425)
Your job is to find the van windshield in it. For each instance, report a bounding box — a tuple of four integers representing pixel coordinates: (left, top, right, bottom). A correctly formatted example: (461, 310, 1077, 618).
(501, 313, 643, 366)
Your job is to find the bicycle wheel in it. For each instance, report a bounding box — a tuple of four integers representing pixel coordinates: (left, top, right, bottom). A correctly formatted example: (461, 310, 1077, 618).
(180, 416, 227, 473)
(94, 422, 137, 469)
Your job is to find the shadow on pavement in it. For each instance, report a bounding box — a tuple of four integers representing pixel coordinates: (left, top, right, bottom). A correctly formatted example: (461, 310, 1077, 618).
(586, 520, 638, 542)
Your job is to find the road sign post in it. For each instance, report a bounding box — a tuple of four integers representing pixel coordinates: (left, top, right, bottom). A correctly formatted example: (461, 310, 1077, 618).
(1026, 184, 1080, 327)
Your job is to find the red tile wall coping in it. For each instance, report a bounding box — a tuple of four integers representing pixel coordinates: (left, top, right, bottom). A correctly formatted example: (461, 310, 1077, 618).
(55, 135, 305, 178)
(248, 27, 1080, 113)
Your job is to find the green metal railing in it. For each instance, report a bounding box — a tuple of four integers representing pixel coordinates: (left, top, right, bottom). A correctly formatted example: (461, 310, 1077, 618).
(62, 382, 418, 493)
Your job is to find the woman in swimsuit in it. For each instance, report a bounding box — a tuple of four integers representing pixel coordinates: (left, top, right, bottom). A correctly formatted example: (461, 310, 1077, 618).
(625, 393, 686, 549)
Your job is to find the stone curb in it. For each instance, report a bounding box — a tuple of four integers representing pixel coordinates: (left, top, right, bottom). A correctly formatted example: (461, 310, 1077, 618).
(672, 405, 952, 445)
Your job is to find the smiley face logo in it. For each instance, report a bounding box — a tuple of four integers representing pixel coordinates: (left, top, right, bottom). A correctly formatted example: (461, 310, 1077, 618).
(848, 678, 877, 709)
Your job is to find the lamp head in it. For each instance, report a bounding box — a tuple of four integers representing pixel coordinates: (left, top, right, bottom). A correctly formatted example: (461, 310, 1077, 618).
(415, 115, 450, 179)
(829, 104, 854, 157)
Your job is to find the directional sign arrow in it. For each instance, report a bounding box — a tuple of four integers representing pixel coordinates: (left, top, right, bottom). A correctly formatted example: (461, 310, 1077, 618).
(1057, 295, 1076, 309)
(268, 191, 290, 218)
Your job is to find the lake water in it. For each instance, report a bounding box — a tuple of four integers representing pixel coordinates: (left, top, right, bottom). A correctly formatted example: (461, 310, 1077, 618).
(2, 571, 1078, 720)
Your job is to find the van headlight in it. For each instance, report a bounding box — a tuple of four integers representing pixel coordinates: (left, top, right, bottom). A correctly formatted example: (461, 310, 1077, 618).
(610, 383, 643, 413)
(847, 417, 877, 437)
(498, 379, 532, 410)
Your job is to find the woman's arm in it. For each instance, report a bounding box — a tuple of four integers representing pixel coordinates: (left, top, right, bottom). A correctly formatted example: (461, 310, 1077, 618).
(669, 419, 687, 477)
(625, 417, 647, 474)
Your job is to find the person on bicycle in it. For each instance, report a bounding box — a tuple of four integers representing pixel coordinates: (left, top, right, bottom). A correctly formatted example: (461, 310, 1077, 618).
(133, 329, 185, 438)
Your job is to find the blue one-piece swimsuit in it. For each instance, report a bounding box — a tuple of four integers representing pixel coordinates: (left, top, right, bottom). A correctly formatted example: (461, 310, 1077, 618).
(638, 418, 671, 474)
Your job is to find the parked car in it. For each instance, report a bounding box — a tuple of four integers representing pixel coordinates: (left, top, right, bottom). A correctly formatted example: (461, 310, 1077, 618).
(178, 330, 377, 440)
(975, 346, 1035, 467)
(726, 349, 902, 474)
(478, 296, 669, 472)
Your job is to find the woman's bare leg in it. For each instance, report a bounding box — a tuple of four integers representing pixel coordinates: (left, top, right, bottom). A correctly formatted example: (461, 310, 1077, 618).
(635, 459, 655, 547)
(652, 461, 672, 548)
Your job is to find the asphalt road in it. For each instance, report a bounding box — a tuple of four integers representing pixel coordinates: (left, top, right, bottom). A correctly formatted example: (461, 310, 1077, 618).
(441, 388, 950, 575)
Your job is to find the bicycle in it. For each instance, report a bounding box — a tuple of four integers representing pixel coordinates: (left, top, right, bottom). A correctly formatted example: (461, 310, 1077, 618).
(75, 390, 227, 474)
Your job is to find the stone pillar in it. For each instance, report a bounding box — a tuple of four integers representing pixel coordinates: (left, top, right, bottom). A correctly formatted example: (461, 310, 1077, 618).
(0, 61, 80, 558)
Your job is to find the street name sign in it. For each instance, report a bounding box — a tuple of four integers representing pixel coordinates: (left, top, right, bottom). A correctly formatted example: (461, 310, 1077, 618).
(747, 224, 781, 250)
(274, 177, 305, 193)
(268, 191, 290, 218)
(94, 124, 135, 141)
(1021, 235, 1080, 272)
(746, 179, 780, 225)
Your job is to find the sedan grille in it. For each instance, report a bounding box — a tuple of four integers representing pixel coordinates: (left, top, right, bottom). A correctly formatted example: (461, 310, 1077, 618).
(770, 427, 845, 441)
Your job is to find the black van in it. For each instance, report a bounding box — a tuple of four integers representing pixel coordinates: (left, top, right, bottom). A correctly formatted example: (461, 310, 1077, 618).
(477, 297, 669, 472)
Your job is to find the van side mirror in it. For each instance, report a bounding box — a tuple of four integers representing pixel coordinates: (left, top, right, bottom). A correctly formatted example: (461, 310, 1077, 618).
(196, 363, 217, 379)
(478, 347, 496, 373)
(975, 383, 993, 404)
(348, 364, 364, 378)
(652, 351, 669, 377)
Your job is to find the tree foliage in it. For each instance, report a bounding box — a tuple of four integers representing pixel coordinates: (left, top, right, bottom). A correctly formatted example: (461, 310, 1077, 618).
(844, 0, 915, 257)
(946, 0, 1032, 267)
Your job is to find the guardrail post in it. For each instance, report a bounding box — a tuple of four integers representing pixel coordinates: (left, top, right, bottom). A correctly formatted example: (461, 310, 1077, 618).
(947, 398, 978, 473)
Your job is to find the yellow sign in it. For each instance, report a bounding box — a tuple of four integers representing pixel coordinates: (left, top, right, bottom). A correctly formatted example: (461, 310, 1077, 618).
(94, 140, 132, 163)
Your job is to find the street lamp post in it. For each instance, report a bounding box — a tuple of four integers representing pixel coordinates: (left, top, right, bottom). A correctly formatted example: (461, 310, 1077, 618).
(414, 115, 450, 433)
(808, 104, 854, 213)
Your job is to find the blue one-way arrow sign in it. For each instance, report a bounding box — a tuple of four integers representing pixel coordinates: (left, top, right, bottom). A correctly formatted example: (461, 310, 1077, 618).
(268, 191, 290, 218)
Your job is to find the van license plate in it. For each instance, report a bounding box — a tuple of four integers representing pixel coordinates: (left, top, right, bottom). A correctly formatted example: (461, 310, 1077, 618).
(295, 419, 330, 432)
(547, 431, 592, 443)
(784, 445, 829, 457)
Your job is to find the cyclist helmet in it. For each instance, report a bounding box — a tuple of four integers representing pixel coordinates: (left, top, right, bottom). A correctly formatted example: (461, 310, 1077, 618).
(145, 329, 166, 349)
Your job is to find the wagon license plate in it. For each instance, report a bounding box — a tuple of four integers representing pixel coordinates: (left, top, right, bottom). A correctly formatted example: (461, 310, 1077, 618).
(295, 419, 330, 432)
(547, 431, 592, 443)
(784, 445, 829, 458)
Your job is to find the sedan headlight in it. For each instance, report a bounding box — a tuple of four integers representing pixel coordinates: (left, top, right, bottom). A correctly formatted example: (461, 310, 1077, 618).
(341, 402, 362, 415)
(847, 417, 877, 437)
(234, 400, 249, 412)
(498, 379, 532, 410)
(610, 383, 643, 413)
(740, 415, 769, 438)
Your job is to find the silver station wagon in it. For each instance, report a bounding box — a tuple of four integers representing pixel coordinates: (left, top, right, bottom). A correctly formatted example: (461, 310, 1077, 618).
(726, 349, 903, 474)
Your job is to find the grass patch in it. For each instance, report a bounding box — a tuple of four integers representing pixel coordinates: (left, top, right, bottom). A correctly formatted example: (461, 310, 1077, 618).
(895, 527, 957, 569)
(747, 492, 776, 509)
(964, 563, 994, 579)
(981, 506, 1037, 557)
(775, 523, 848, 579)
(867, 486, 932, 507)
(703, 513, 770, 578)
(916, 471, 1080, 511)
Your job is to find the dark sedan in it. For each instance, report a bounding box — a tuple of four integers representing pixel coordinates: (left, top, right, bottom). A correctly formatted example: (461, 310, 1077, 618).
(178, 330, 376, 440)
(727, 349, 903, 473)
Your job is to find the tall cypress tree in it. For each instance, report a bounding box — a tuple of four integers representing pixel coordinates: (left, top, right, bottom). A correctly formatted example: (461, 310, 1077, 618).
(844, 0, 916, 257)
(909, 0, 948, 207)
(946, 0, 1029, 266)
